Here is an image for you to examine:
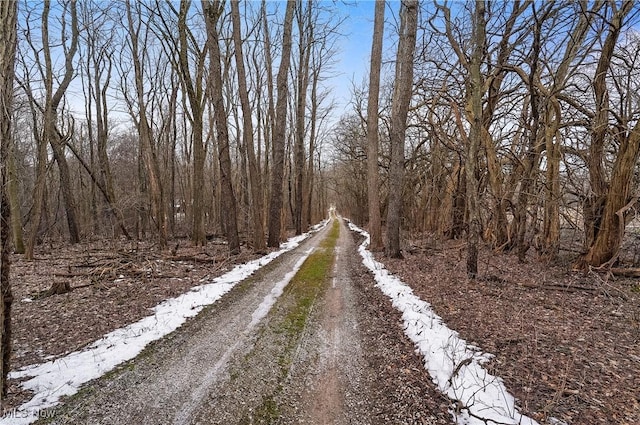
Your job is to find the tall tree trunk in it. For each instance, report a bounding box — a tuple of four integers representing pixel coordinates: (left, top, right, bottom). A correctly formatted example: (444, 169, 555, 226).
(582, 125, 640, 267)
(540, 1, 600, 259)
(191, 120, 205, 246)
(514, 2, 545, 261)
(293, 1, 312, 235)
(386, 0, 418, 259)
(0, 0, 17, 398)
(168, 84, 178, 235)
(231, 0, 266, 252)
(84, 56, 99, 234)
(261, 0, 275, 190)
(304, 65, 318, 227)
(542, 98, 561, 259)
(470, 1, 528, 250)
(267, 0, 295, 247)
(92, 42, 130, 239)
(171, 0, 207, 247)
(203, 0, 240, 255)
(25, 0, 78, 255)
(482, 127, 508, 248)
(465, 0, 487, 278)
(366, 0, 385, 252)
(7, 135, 23, 253)
(579, 1, 637, 268)
(136, 135, 147, 239)
(25, 110, 46, 260)
(450, 161, 466, 239)
(49, 129, 81, 243)
(125, 0, 167, 247)
(41, 0, 81, 244)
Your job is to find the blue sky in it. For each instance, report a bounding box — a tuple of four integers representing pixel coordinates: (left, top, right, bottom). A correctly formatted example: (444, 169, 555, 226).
(16, 0, 391, 124)
(329, 0, 400, 116)
(333, 1, 376, 100)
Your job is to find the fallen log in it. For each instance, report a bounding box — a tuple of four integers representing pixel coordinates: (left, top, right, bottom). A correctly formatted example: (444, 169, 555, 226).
(610, 267, 640, 278)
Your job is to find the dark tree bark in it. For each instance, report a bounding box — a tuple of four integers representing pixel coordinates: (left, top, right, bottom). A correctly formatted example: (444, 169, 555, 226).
(0, 0, 17, 398)
(125, 0, 167, 247)
(464, 0, 487, 278)
(203, 0, 240, 255)
(7, 136, 23, 253)
(173, 0, 207, 248)
(267, 0, 296, 247)
(231, 0, 266, 252)
(293, 1, 312, 236)
(580, 1, 638, 268)
(304, 65, 318, 228)
(366, 0, 385, 252)
(20, 0, 81, 258)
(87, 18, 130, 239)
(514, 2, 547, 261)
(509, 1, 601, 260)
(38, 0, 81, 246)
(386, 0, 418, 259)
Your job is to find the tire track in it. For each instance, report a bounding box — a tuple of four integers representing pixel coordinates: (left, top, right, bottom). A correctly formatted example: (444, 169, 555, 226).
(44, 225, 331, 425)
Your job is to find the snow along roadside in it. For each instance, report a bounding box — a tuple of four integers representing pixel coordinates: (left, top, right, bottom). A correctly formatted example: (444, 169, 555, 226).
(2, 220, 329, 425)
(347, 221, 539, 425)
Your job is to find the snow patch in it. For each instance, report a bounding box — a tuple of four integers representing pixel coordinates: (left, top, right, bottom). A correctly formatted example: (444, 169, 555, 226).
(173, 246, 315, 424)
(348, 221, 539, 425)
(248, 248, 314, 328)
(3, 220, 329, 425)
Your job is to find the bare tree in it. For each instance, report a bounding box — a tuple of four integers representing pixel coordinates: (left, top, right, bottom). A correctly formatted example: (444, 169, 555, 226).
(366, 0, 385, 252)
(20, 0, 81, 257)
(512, 1, 551, 261)
(260, 0, 275, 186)
(386, 0, 418, 258)
(7, 120, 23, 253)
(231, 0, 266, 252)
(0, 0, 17, 399)
(580, 1, 639, 268)
(304, 54, 335, 227)
(508, 1, 602, 260)
(43, 0, 81, 246)
(203, 0, 241, 255)
(434, 0, 487, 276)
(77, 1, 130, 239)
(123, 0, 167, 247)
(292, 1, 312, 236)
(478, 1, 528, 250)
(267, 0, 296, 247)
(170, 0, 208, 247)
(332, 113, 368, 224)
(464, 0, 485, 278)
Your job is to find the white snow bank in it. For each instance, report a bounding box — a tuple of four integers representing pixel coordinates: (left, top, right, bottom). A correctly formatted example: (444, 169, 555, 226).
(3, 220, 329, 425)
(249, 248, 314, 328)
(348, 221, 539, 425)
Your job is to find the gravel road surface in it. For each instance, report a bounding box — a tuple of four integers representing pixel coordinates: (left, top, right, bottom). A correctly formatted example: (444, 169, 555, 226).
(43, 219, 452, 425)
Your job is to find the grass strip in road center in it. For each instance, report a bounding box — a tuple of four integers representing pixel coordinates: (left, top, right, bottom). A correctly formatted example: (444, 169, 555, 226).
(242, 219, 340, 424)
(280, 219, 339, 341)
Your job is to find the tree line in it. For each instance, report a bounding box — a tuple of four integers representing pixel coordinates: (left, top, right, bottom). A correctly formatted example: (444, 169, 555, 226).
(7, 0, 339, 260)
(334, 0, 640, 278)
(1, 0, 640, 404)
(1, 0, 341, 400)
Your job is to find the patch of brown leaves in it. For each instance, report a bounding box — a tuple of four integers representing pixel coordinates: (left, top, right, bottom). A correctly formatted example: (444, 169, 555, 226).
(378, 240, 640, 425)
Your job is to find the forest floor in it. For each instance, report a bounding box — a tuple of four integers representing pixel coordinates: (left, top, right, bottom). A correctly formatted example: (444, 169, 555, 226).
(3, 222, 639, 424)
(380, 236, 640, 425)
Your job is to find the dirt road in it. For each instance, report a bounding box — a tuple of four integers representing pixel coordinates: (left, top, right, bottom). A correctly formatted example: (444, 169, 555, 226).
(43, 219, 451, 425)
